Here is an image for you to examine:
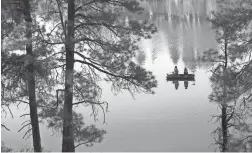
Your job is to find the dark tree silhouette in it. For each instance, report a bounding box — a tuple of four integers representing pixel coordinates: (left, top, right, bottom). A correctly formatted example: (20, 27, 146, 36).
(207, 0, 252, 151)
(37, 0, 157, 151)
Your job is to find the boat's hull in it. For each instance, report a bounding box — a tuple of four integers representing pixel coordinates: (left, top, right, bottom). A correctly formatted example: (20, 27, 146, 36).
(166, 74, 195, 81)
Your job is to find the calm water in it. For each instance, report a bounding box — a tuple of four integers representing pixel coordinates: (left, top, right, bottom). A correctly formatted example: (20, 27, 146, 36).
(2, 0, 221, 151)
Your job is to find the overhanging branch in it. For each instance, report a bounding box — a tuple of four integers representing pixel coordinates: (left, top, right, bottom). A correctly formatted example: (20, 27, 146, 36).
(74, 60, 132, 81)
(1, 124, 10, 131)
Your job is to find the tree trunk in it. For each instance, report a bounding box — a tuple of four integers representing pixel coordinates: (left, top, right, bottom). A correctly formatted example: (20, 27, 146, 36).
(62, 0, 75, 152)
(23, 0, 42, 152)
(222, 71, 228, 152)
(221, 104, 228, 152)
(222, 38, 228, 152)
(224, 38, 228, 69)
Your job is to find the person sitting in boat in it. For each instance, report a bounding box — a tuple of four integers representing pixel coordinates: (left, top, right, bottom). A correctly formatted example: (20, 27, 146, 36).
(174, 66, 179, 74)
(184, 67, 188, 75)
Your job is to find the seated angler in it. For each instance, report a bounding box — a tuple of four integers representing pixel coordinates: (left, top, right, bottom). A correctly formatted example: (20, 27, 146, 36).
(174, 66, 179, 74)
(184, 67, 188, 75)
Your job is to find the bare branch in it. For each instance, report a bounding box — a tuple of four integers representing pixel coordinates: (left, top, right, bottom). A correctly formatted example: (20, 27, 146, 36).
(25, 133, 32, 140)
(74, 60, 135, 83)
(43, 40, 64, 45)
(22, 128, 32, 139)
(74, 51, 112, 69)
(16, 100, 29, 105)
(73, 100, 106, 106)
(74, 140, 90, 148)
(1, 124, 10, 131)
(73, 100, 108, 123)
(75, 0, 98, 13)
(21, 120, 30, 126)
(7, 105, 13, 118)
(20, 113, 30, 118)
(18, 122, 31, 132)
(55, 0, 66, 38)
(48, 22, 61, 35)
(55, 89, 64, 108)
(51, 64, 66, 69)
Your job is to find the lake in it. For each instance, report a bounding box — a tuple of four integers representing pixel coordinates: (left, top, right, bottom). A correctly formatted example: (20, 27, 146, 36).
(2, 0, 223, 151)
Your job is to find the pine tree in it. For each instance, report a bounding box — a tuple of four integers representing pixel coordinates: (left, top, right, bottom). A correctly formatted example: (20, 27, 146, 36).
(207, 0, 252, 151)
(39, 0, 157, 151)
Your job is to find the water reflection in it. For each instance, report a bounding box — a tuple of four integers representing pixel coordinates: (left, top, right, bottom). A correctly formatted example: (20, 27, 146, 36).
(137, 0, 218, 71)
(173, 81, 179, 90)
(184, 81, 188, 89)
(143, 0, 216, 21)
(2, 0, 224, 151)
(168, 80, 194, 90)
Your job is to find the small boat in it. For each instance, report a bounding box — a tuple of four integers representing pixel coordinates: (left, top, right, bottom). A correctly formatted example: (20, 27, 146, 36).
(166, 73, 195, 81)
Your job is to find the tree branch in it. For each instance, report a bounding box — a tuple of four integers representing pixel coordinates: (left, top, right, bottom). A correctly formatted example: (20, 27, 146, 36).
(22, 128, 32, 139)
(75, 141, 89, 148)
(48, 22, 62, 35)
(20, 113, 30, 118)
(75, 60, 144, 93)
(7, 105, 13, 118)
(18, 122, 31, 132)
(73, 100, 106, 106)
(74, 60, 132, 81)
(25, 133, 32, 140)
(55, 89, 65, 108)
(55, 0, 66, 38)
(16, 100, 29, 105)
(75, 0, 97, 13)
(1, 124, 10, 131)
